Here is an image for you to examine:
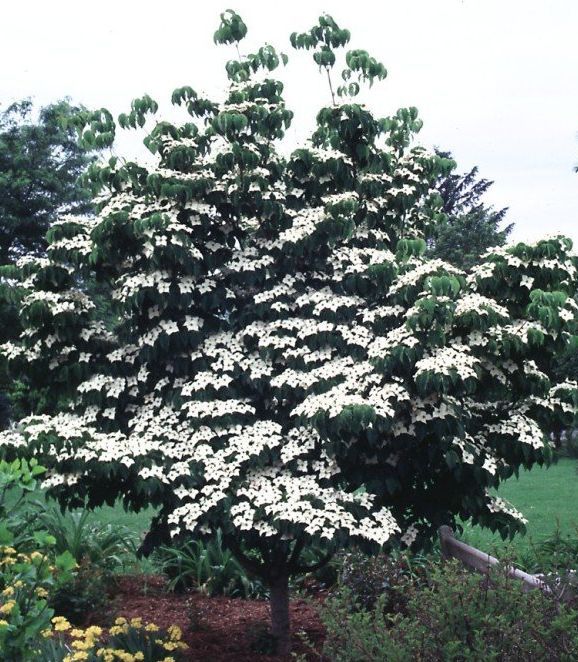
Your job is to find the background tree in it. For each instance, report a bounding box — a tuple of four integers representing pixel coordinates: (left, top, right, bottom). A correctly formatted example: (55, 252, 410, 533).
(429, 151, 514, 270)
(1, 12, 577, 655)
(0, 98, 104, 425)
(0, 98, 98, 263)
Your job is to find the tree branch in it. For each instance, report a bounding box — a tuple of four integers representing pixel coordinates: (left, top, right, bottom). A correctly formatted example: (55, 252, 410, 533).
(224, 534, 269, 579)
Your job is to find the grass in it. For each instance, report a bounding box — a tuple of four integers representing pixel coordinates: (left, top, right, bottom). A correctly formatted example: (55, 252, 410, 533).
(460, 456, 578, 556)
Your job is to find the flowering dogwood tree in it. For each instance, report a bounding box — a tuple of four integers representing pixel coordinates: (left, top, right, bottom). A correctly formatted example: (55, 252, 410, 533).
(1, 12, 577, 653)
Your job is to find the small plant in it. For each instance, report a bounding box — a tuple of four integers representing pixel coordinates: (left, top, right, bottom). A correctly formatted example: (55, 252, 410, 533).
(519, 525, 578, 575)
(37, 507, 137, 573)
(154, 530, 266, 599)
(337, 548, 430, 612)
(33, 507, 140, 624)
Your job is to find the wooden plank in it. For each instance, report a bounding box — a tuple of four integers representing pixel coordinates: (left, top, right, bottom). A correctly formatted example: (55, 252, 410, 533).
(438, 526, 547, 592)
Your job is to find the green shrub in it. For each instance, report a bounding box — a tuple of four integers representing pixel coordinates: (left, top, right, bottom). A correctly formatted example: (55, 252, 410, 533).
(34, 507, 140, 624)
(320, 561, 578, 661)
(519, 526, 578, 575)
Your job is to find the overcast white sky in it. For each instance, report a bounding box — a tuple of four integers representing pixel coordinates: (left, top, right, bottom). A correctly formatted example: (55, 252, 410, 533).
(2, 0, 577, 244)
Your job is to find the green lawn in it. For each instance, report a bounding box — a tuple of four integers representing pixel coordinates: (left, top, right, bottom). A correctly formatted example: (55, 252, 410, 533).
(460, 457, 578, 555)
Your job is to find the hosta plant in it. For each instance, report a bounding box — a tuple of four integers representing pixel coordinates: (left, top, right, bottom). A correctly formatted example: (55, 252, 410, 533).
(1, 10, 577, 654)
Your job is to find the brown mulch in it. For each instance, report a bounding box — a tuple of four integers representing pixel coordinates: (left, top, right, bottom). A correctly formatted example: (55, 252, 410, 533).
(98, 574, 325, 661)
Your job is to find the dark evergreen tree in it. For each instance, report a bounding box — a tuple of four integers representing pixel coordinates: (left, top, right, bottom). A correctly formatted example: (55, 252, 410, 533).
(430, 151, 513, 269)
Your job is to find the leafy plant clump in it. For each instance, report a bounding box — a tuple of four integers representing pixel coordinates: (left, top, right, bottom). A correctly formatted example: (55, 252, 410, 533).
(1, 9, 577, 654)
(154, 530, 265, 598)
(37, 507, 137, 573)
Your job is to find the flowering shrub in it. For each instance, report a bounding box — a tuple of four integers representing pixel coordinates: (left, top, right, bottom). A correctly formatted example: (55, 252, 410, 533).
(0, 459, 77, 660)
(37, 616, 188, 662)
(1, 10, 577, 653)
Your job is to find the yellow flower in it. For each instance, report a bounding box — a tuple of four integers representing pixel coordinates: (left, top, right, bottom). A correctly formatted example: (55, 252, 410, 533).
(66, 653, 89, 662)
(108, 625, 124, 636)
(0, 619, 9, 628)
(30, 551, 44, 561)
(1, 557, 16, 566)
(129, 617, 143, 628)
(41, 628, 53, 638)
(35, 587, 49, 598)
(85, 625, 103, 638)
(134, 654, 144, 661)
(71, 628, 85, 638)
(0, 600, 16, 615)
(52, 616, 71, 631)
(112, 652, 135, 662)
(1, 547, 16, 555)
(72, 639, 93, 651)
(145, 622, 159, 632)
(167, 624, 182, 641)
(161, 657, 176, 662)
(1, 586, 14, 597)
(114, 617, 127, 625)
(13, 581, 23, 589)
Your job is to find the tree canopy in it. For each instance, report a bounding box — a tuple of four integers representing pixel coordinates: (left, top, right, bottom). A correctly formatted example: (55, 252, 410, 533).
(1, 11, 577, 653)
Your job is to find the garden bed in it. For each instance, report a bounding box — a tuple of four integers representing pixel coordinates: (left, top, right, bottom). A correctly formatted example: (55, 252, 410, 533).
(104, 575, 324, 661)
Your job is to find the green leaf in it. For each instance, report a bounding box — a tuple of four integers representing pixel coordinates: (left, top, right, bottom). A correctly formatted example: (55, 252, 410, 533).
(55, 550, 77, 572)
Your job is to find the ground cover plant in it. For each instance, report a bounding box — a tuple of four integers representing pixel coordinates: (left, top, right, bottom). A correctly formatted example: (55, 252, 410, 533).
(1, 9, 577, 655)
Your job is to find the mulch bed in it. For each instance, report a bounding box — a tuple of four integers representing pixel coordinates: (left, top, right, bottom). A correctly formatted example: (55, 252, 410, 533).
(95, 575, 325, 661)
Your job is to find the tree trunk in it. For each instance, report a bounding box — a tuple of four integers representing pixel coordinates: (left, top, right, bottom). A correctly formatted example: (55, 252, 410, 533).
(269, 571, 291, 656)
